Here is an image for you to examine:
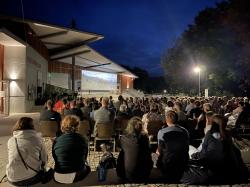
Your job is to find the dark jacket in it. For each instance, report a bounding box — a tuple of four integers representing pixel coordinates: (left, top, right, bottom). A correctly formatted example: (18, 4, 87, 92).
(116, 133, 153, 182)
(157, 126, 189, 183)
(40, 109, 61, 122)
(64, 108, 84, 121)
(191, 131, 224, 170)
(189, 107, 203, 119)
(221, 135, 249, 183)
(52, 133, 88, 173)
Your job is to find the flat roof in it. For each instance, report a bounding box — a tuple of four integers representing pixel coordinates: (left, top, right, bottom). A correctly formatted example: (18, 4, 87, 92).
(51, 45, 137, 78)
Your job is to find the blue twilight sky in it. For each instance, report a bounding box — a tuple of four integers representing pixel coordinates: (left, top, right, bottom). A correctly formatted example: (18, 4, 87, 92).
(1, 0, 223, 76)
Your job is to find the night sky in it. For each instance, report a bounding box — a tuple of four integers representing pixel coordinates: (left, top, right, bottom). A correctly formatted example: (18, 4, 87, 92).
(1, 0, 222, 76)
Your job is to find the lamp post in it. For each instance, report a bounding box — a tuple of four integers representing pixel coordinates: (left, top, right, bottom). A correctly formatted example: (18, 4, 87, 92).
(194, 67, 201, 97)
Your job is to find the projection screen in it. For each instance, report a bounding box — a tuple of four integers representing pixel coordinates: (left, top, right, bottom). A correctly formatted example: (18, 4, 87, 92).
(81, 70, 117, 91)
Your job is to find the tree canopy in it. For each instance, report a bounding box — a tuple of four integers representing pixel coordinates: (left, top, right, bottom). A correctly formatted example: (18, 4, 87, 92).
(161, 0, 250, 96)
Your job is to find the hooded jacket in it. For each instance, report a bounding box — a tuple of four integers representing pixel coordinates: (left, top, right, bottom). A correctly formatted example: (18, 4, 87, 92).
(6, 130, 47, 182)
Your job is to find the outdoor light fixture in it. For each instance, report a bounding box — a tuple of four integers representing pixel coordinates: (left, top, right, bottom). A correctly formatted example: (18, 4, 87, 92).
(194, 66, 201, 97)
(194, 67, 201, 73)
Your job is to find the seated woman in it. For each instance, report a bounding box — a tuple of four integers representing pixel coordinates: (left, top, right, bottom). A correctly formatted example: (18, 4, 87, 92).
(215, 114, 248, 184)
(116, 116, 153, 182)
(52, 115, 90, 183)
(182, 114, 248, 184)
(6, 117, 50, 186)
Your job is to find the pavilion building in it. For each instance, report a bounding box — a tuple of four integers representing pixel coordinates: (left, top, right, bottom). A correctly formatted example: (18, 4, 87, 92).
(0, 16, 137, 115)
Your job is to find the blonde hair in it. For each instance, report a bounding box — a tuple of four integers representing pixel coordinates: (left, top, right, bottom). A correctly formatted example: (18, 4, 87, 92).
(125, 116, 144, 135)
(203, 103, 212, 112)
(61, 115, 80, 133)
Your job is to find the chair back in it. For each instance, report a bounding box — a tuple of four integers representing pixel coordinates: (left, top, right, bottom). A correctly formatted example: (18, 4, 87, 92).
(78, 120, 90, 137)
(96, 123, 113, 138)
(39, 121, 58, 137)
(147, 120, 163, 138)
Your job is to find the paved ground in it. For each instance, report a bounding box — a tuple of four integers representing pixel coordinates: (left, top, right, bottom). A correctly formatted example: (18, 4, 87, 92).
(0, 113, 40, 136)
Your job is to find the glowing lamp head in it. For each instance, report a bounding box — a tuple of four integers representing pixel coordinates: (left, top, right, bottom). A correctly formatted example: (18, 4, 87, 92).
(194, 67, 201, 73)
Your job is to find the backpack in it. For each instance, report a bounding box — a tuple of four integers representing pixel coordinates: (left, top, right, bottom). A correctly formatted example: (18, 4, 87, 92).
(99, 152, 117, 169)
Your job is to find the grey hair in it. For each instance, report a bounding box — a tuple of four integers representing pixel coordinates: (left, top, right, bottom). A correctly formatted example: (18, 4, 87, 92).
(102, 97, 109, 105)
(119, 104, 127, 112)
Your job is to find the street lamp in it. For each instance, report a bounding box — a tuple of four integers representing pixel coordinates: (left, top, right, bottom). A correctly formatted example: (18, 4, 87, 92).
(194, 67, 201, 97)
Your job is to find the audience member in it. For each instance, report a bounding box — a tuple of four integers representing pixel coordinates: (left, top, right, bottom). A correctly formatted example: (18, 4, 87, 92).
(116, 117, 153, 182)
(6, 117, 49, 186)
(189, 100, 203, 119)
(156, 110, 189, 183)
(93, 97, 113, 136)
(142, 103, 162, 132)
(64, 100, 84, 121)
(40, 100, 61, 123)
(52, 115, 90, 183)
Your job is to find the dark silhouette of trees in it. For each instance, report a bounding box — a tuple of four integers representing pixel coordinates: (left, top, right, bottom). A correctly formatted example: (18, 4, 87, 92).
(162, 0, 250, 96)
(121, 65, 167, 93)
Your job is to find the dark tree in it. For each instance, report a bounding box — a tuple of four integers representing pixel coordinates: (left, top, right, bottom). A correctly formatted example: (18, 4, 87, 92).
(162, 0, 250, 96)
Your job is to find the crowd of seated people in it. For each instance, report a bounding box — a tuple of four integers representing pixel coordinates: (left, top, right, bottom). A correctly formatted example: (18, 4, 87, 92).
(5, 94, 250, 186)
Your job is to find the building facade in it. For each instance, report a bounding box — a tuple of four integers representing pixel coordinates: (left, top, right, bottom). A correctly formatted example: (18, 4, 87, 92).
(0, 17, 136, 115)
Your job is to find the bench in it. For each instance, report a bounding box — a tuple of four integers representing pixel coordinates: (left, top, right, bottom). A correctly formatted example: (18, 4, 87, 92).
(1, 168, 249, 187)
(0, 169, 181, 186)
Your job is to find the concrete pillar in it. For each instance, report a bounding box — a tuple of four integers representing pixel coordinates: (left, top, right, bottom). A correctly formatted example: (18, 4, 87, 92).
(72, 56, 75, 91)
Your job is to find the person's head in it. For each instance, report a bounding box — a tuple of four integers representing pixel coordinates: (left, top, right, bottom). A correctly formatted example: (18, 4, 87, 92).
(118, 95, 123, 102)
(167, 100, 174, 108)
(205, 111, 214, 125)
(46, 100, 53, 110)
(194, 100, 201, 107)
(211, 114, 227, 140)
(70, 100, 77, 109)
(13, 117, 34, 132)
(62, 93, 68, 99)
(150, 103, 158, 113)
(174, 101, 182, 111)
(190, 98, 195, 104)
(62, 99, 68, 106)
(125, 116, 144, 135)
(165, 110, 178, 126)
(119, 104, 127, 113)
(238, 101, 244, 108)
(61, 115, 80, 133)
(203, 103, 212, 113)
(101, 97, 109, 107)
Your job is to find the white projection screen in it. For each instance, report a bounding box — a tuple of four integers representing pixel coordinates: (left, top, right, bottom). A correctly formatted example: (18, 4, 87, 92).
(81, 70, 117, 91)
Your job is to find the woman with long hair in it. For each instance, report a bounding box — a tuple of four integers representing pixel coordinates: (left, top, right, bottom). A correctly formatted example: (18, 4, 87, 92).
(213, 114, 248, 184)
(116, 116, 153, 182)
(6, 117, 50, 186)
(182, 114, 248, 184)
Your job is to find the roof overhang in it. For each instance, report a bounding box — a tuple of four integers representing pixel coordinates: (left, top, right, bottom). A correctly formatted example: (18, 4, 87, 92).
(0, 15, 137, 78)
(51, 46, 138, 78)
(0, 15, 103, 53)
(0, 28, 25, 47)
